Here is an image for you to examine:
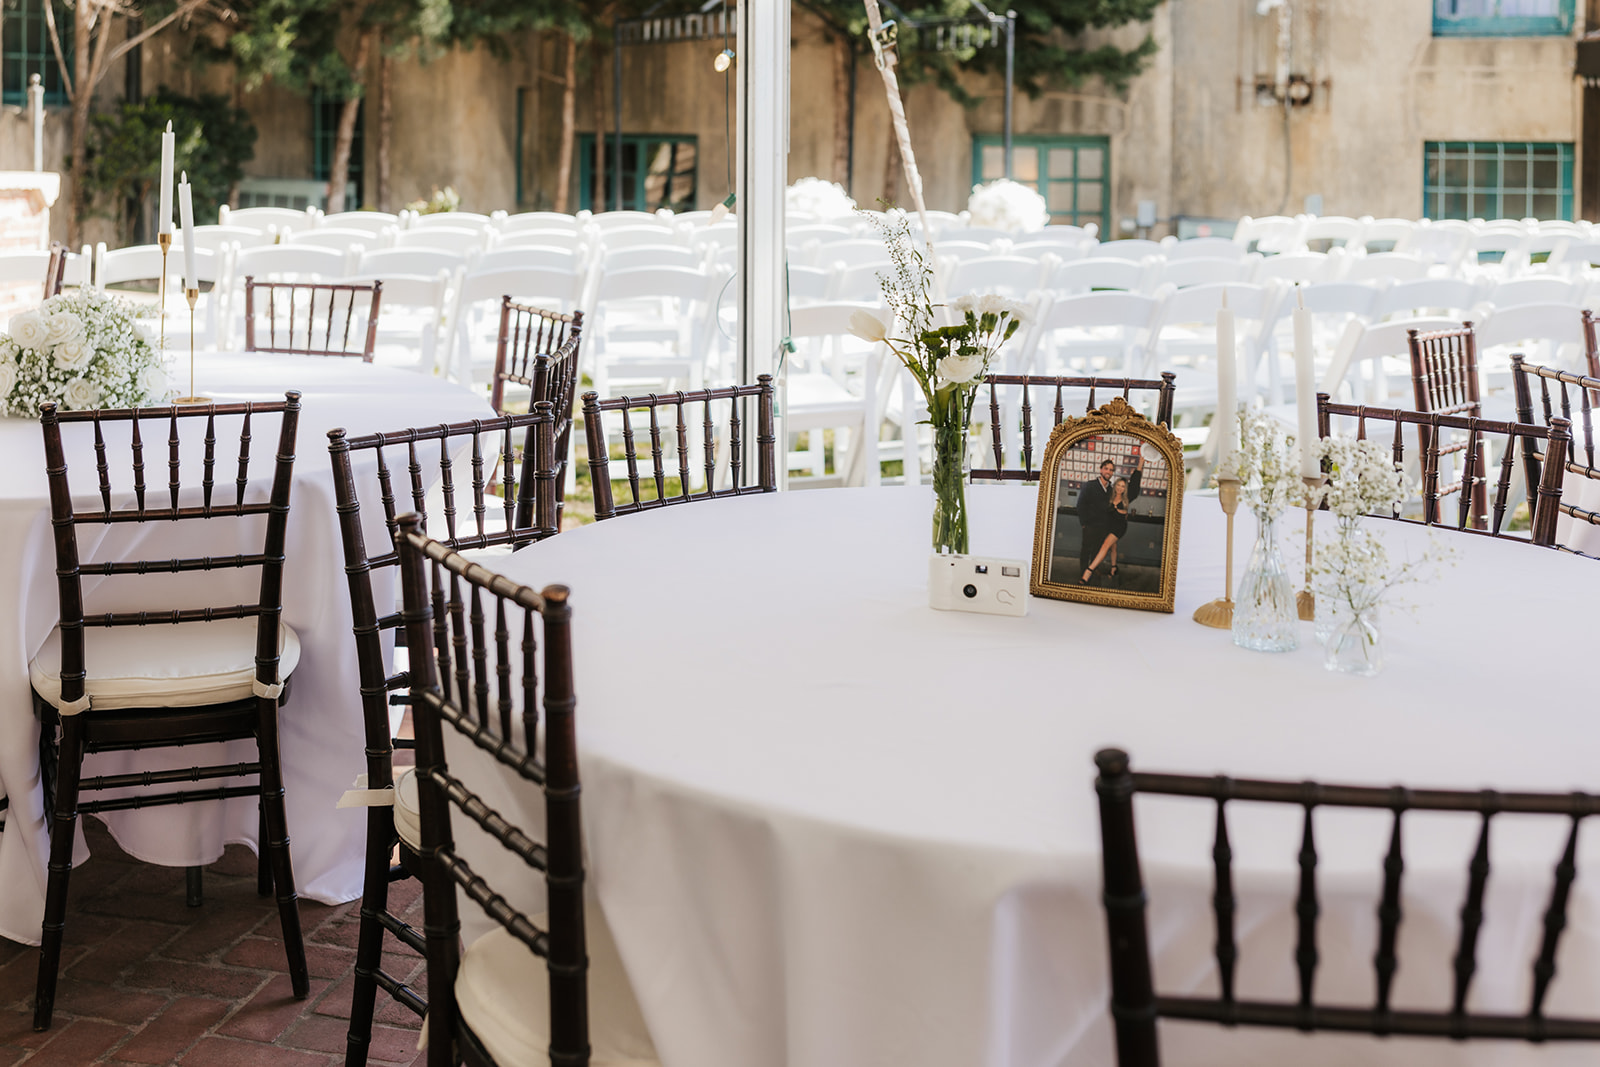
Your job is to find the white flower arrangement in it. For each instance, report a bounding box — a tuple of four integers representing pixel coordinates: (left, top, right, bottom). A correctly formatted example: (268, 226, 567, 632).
(786, 177, 857, 220)
(0, 290, 171, 418)
(966, 178, 1049, 233)
(1312, 434, 1405, 520)
(1221, 409, 1308, 520)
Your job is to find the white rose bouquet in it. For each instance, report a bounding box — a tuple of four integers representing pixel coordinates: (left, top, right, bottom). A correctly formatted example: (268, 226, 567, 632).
(966, 178, 1050, 233)
(0, 290, 170, 417)
(849, 213, 1030, 554)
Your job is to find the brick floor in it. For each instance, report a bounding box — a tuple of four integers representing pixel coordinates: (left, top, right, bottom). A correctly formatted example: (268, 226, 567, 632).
(0, 818, 423, 1066)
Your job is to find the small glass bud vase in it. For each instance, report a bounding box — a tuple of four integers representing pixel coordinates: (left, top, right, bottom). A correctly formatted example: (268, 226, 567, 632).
(1323, 606, 1383, 676)
(1232, 510, 1299, 652)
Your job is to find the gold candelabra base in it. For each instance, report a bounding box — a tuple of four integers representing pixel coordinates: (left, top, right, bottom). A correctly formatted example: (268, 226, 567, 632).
(1194, 475, 1239, 629)
(1297, 474, 1325, 622)
(172, 287, 210, 404)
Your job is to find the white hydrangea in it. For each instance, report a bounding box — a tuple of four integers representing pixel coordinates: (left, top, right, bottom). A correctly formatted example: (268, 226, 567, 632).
(0, 290, 173, 416)
(966, 179, 1050, 233)
(786, 177, 856, 219)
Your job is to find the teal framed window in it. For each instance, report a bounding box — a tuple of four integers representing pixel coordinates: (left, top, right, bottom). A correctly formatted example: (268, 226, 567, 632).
(577, 134, 698, 213)
(311, 91, 363, 211)
(1433, 0, 1573, 36)
(971, 135, 1109, 232)
(2, 0, 70, 106)
(1423, 141, 1573, 221)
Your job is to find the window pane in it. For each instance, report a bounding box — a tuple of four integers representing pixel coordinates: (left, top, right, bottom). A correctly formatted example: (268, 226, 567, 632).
(1442, 155, 1468, 187)
(1502, 158, 1528, 189)
(1501, 0, 1558, 11)
(981, 145, 1005, 181)
(1425, 156, 1440, 183)
(1469, 191, 1495, 218)
(1078, 184, 1103, 212)
(1444, 190, 1469, 218)
(1471, 156, 1496, 189)
(1011, 149, 1039, 182)
(2, 0, 71, 105)
(1048, 182, 1074, 212)
(1047, 149, 1075, 178)
(1078, 149, 1104, 180)
(1530, 193, 1559, 219)
(1532, 159, 1558, 188)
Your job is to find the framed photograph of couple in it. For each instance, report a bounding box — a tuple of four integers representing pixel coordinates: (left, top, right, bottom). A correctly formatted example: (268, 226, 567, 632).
(1030, 397, 1184, 613)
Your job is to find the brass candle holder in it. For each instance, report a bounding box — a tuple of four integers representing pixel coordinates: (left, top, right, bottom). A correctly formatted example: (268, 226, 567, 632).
(156, 232, 171, 355)
(1297, 474, 1325, 621)
(1193, 474, 1240, 628)
(173, 288, 210, 404)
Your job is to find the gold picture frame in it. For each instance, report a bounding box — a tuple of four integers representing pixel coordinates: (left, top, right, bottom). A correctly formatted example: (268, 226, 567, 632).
(1030, 396, 1184, 613)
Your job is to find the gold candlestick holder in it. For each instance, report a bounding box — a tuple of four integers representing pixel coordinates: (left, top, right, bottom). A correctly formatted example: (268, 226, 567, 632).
(1193, 475, 1240, 628)
(173, 288, 210, 404)
(1297, 474, 1325, 621)
(156, 232, 171, 355)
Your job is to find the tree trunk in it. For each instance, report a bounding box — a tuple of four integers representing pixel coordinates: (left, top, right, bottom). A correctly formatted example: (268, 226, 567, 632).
(376, 43, 392, 213)
(554, 32, 577, 214)
(67, 1, 93, 246)
(832, 36, 851, 188)
(326, 28, 375, 214)
(592, 38, 606, 212)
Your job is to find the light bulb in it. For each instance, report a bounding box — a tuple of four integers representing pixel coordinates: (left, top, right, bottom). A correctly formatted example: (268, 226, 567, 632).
(714, 48, 735, 73)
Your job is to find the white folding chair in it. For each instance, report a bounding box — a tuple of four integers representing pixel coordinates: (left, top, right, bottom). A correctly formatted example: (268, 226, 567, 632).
(1090, 239, 1162, 260)
(827, 261, 892, 304)
(786, 265, 832, 306)
(938, 226, 1016, 244)
(1234, 215, 1306, 254)
(496, 228, 590, 251)
(1355, 217, 1416, 254)
(589, 210, 665, 230)
(1396, 220, 1471, 271)
(319, 211, 401, 235)
(811, 239, 894, 272)
(787, 223, 856, 248)
(1046, 257, 1152, 295)
(1373, 277, 1482, 320)
(343, 269, 452, 374)
(1037, 223, 1099, 243)
(394, 227, 489, 257)
(1252, 251, 1337, 285)
(1342, 252, 1429, 284)
(100, 245, 222, 345)
(1022, 290, 1161, 375)
(602, 245, 703, 273)
(1150, 282, 1281, 423)
(356, 247, 467, 279)
(223, 245, 350, 347)
(1474, 303, 1588, 379)
(476, 246, 586, 274)
(1547, 241, 1600, 273)
(176, 225, 276, 255)
(410, 211, 494, 232)
(1161, 236, 1246, 261)
(1300, 216, 1365, 251)
(218, 205, 316, 233)
(445, 267, 587, 387)
(1481, 276, 1583, 310)
(944, 255, 1055, 302)
(1318, 316, 1463, 406)
(1152, 257, 1257, 290)
(285, 227, 384, 255)
(1262, 281, 1381, 404)
(590, 264, 725, 397)
(501, 211, 584, 235)
(782, 303, 895, 486)
(1011, 239, 1089, 262)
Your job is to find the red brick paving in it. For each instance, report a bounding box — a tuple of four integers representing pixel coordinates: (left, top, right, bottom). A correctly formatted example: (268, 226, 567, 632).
(0, 818, 424, 1066)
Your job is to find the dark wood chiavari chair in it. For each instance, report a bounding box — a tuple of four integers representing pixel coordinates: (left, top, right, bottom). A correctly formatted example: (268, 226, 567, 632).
(1581, 309, 1600, 393)
(328, 407, 560, 1066)
(1094, 747, 1600, 1066)
(970, 372, 1177, 482)
(243, 276, 383, 361)
(1316, 393, 1569, 545)
(582, 376, 777, 521)
(32, 394, 308, 1030)
(43, 241, 66, 299)
(395, 515, 602, 1067)
(1512, 354, 1600, 558)
(1406, 323, 1487, 529)
(490, 302, 584, 526)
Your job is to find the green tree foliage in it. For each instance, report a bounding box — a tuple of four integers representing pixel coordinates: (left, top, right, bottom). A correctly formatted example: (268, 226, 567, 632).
(81, 89, 257, 242)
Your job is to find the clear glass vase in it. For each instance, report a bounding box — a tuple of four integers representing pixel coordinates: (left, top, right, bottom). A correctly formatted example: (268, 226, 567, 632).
(1322, 604, 1383, 676)
(1233, 511, 1299, 652)
(931, 415, 970, 555)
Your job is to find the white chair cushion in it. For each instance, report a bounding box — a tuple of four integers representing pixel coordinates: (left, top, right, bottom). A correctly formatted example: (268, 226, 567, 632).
(29, 617, 300, 713)
(394, 766, 422, 851)
(456, 905, 660, 1067)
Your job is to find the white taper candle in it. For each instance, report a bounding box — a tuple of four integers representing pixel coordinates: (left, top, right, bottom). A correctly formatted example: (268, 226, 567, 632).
(1293, 286, 1319, 477)
(159, 121, 175, 236)
(1215, 288, 1237, 473)
(178, 174, 196, 290)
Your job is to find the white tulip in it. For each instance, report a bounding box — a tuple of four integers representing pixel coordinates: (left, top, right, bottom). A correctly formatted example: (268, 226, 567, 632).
(10, 311, 46, 351)
(848, 309, 888, 344)
(62, 377, 100, 410)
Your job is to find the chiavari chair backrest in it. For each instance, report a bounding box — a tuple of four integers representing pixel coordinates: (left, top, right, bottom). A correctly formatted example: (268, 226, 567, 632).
(490, 301, 583, 416)
(396, 516, 587, 1067)
(243, 276, 383, 360)
(1512, 354, 1600, 557)
(44, 241, 66, 298)
(971, 372, 1176, 483)
(1582, 309, 1600, 393)
(582, 376, 777, 521)
(1094, 747, 1600, 1067)
(327, 407, 559, 776)
(1316, 393, 1568, 545)
(1406, 323, 1487, 527)
(39, 394, 303, 709)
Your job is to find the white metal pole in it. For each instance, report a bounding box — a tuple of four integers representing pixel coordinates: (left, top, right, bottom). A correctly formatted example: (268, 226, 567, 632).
(737, 0, 788, 484)
(29, 74, 44, 173)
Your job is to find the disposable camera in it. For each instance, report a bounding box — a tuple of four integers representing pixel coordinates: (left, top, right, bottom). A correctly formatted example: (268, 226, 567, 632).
(928, 555, 1029, 617)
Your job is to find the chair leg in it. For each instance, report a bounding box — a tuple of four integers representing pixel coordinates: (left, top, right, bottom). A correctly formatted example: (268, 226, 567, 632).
(34, 713, 85, 1032)
(186, 866, 204, 908)
(256, 696, 309, 998)
(346, 808, 399, 1067)
(257, 803, 272, 898)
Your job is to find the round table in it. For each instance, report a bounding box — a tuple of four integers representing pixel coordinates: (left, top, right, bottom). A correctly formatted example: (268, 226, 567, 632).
(0, 353, 492, 946)
(474, 485, 1600, 1067)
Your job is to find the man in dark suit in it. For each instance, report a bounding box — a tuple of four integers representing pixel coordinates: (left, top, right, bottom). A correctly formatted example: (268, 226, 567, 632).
(1077, 458, 1117, 582)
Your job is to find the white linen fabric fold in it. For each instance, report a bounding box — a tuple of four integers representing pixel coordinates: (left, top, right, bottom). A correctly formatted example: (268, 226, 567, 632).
(473, 485, 1600, 1067)
(0, 352, 492, 946)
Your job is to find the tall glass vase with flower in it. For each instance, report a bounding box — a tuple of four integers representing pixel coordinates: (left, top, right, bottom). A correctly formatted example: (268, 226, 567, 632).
(849, 214, 1029, 554)
(1221, 410, 1311, 651)
(1310, 435, 1453, 675)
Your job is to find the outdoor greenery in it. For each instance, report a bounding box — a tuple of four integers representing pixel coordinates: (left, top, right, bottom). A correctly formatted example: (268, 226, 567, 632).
(81, 89, 257, 243)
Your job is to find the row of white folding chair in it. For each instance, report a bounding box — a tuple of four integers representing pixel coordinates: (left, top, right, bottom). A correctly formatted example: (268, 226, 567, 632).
(91, 242, 225, 345)
(0, 246, 91, 294)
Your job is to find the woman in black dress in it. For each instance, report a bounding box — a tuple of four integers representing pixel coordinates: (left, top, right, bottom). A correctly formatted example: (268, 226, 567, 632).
(1080, 453, 1142, 583)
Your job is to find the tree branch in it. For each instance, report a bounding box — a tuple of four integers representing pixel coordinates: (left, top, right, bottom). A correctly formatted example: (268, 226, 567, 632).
(42, 0, 74, 100)
(104, 0, 213, 68)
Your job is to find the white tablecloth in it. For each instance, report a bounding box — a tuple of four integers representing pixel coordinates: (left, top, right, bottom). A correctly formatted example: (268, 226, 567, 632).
(470, 485, 1600, 1067)
(0, 352, 492, 946)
